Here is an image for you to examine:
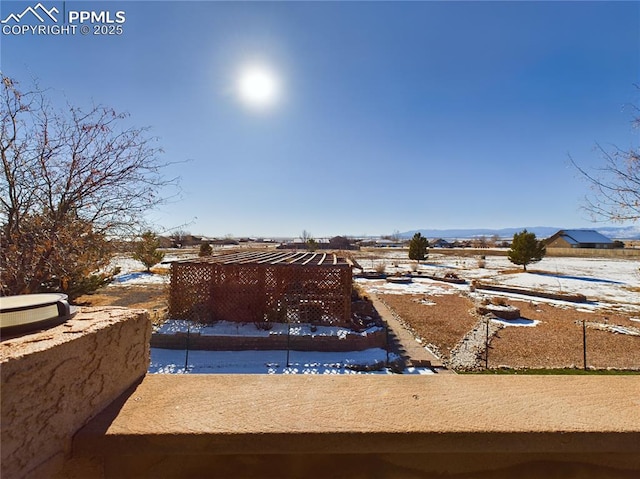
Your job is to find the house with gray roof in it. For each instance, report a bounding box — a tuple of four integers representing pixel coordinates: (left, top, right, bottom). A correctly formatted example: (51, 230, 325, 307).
(545, 230, 617, 249)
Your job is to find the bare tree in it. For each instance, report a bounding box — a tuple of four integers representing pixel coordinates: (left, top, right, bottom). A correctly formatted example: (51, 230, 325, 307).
(571, 100, 640, 223)
(488, 234, 501, 248)
(472, 235, 488, 248)
(0, 76, 176, 297)
(170, 229, 190, 248)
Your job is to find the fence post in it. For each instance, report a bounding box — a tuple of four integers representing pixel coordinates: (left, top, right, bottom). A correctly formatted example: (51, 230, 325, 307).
(582, 319, 587, 371)
(184, 322, 191, 373)
(286, 313, 291, 370)
(485, 317, 489, 369)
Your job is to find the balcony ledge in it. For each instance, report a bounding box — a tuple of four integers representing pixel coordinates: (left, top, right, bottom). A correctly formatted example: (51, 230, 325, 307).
(67, 374, 640, 477)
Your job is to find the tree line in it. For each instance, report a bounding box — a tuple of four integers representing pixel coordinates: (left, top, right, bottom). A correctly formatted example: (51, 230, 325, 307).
(408, 230, 546, 271)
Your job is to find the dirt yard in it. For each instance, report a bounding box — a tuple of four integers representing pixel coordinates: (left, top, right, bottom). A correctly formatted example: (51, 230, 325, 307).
(379, 292, 640, 371)
(75, 284, 168, 324)
(488, 299, 640, 370)
(378, 293, 478, 361)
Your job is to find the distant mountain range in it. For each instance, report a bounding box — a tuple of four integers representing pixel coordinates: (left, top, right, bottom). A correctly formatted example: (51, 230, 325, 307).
(400, 225, 640, 240)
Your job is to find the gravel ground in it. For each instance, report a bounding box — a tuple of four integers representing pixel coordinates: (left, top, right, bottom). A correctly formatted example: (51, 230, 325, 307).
(378, 293, 478, 365)
(448, 318, 503, 370)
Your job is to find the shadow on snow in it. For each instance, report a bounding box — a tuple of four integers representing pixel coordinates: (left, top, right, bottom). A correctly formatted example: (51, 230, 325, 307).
(530, 272, 625, 285)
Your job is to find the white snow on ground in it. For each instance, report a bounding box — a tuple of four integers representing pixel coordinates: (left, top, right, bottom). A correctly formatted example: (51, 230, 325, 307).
(107, 255, 171, 285)
(150, 320, 422, 375)
(469, 255, 639, 306)
(490, 318, 539, 327)
(111, 271, 169, 285)
(354, 277, 463, 296)
(156, 319, 383, 339)
(357, 252, 640, 313)
(149, 348, 434, 375)
(105, 253, 410, 375)
(108, 256, 146, 274)
(107, 249, 639, 315)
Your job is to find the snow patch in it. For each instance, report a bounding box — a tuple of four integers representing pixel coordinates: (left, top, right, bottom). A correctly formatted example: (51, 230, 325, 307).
(149, 347, 434, 375)
(491, 317, 539, 327)
(155, 320, 383, 339)
(358, 253, 640, 313)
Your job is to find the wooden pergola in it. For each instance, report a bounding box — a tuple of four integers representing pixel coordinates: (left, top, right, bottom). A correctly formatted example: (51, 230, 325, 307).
(168, 251, 354, 326)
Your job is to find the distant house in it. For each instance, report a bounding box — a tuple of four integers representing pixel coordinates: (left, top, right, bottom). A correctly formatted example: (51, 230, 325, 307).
(161, 235, 204, 248)
(329, 236, 357, 250)
(278, 236, 359, 250)
(545, 230, 617, 249)
(374, 239, 405, 248)
(431, 238, 453, 248)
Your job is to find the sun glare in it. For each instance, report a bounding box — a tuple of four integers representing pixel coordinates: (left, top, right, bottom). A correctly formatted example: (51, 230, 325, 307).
(237, 65, 280, 110)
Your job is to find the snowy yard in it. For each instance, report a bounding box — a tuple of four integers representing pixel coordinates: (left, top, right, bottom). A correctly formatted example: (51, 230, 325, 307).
(155, 319, 383, 339)
(149, 347, 433, 375)
(106, 249, 640, 372)
(357, 252, 640, 314)
(110, 250, 640, 315)
(149, 319, 432, 375)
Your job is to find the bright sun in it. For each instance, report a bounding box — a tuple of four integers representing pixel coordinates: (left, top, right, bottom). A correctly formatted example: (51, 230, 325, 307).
(237, 65, 280, 110)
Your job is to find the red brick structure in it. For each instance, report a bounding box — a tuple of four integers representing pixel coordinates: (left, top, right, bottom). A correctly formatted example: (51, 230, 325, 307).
(169, 251, 353, 326)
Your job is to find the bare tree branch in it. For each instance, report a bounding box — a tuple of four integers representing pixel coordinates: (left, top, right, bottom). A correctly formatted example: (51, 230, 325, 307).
(570, 97, 640, 223)
(0, 75, 180, 296)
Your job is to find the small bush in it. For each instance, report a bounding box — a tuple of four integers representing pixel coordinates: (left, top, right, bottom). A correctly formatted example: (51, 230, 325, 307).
(374, 262, 386, 274)
(58, 268, 120, 300)
(265, 303, 286, 323)
(133, 231, 164, 272)
(351, 283, 370, 301)
(199, 242, 213, 257)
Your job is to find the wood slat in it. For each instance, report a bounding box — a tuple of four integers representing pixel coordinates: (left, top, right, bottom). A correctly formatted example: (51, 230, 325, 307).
(302, 253, 318, 265)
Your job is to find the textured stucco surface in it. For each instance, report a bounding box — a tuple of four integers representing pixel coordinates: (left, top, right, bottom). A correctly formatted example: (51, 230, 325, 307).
(1, 306, 150, 479)
(68, 374, 640, 477)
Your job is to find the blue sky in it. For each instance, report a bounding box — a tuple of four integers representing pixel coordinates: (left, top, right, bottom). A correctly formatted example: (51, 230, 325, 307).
(1, 1, 638, 237)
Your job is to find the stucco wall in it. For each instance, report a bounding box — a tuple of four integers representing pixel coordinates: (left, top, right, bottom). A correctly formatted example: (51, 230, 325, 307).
(0, 307, 151, 479)
(65, 375, 640, 478)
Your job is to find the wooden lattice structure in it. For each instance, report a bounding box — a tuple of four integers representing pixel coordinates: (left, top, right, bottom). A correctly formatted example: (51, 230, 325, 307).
(169, 251, 353, 326)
